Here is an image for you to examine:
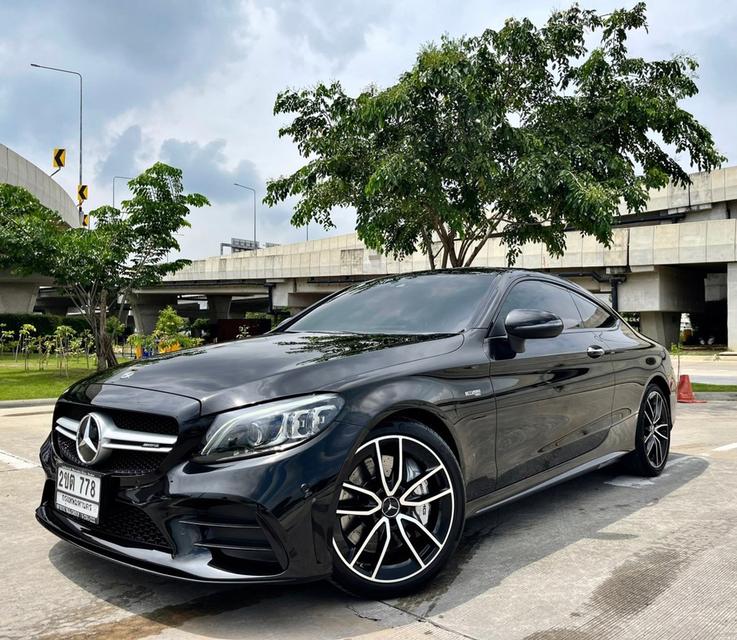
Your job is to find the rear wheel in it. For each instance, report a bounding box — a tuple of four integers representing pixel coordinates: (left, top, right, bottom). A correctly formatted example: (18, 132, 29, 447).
(626, 384, 672, 477)
(331, 420, 464, 598)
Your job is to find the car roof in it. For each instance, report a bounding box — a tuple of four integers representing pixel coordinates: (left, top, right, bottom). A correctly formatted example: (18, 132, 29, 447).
(361, 268, 611, 310)
(364, 267, 583, 285)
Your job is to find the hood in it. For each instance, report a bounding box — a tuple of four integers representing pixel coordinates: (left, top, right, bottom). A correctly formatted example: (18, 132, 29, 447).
(73, 332, 463, 415)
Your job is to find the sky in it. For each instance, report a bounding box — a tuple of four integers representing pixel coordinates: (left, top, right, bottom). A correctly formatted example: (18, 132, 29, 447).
(1, 0, 736, 260)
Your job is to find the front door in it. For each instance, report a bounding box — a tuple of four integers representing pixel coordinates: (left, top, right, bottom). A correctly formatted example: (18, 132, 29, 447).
(489, 279, 616, 489)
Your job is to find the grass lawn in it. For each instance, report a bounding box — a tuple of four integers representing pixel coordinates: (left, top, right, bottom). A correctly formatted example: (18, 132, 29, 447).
(691, 382, 737, 393)
(0, 353, 129, 401)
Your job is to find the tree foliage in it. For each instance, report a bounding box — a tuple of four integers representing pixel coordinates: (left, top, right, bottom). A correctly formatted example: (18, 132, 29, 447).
(0, 185, 64, 272)
(153, 305, 188, 338)
(265, 3, 724, 267)
(0, 163, 208, 370)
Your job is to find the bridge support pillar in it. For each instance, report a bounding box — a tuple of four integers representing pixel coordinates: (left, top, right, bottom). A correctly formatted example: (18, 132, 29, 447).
(130, 293, 178, 334)
(728, 263, 737, 351)
(0, 282, 39, 314)
(206, 295, 232, 322)
(639, 312, 680, 348)
(286, 292, 329, 312)
(270, 279, 343, 312)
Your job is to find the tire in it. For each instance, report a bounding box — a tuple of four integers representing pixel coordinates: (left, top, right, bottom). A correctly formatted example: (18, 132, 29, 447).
(625, 384, 672, 477)
(331, 419, 465, 598)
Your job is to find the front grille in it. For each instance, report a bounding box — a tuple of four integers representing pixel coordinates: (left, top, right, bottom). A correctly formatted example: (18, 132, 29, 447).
(57, 403, 179, 436)
(53, 402, 180, 476)
(56, 436, 165, 475)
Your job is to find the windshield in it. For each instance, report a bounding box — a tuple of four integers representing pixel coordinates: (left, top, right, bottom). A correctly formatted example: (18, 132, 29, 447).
(285, 272, 498, 334)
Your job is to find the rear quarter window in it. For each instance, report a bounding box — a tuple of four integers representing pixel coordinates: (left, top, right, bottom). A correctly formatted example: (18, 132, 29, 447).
(571, 292, 617, 329)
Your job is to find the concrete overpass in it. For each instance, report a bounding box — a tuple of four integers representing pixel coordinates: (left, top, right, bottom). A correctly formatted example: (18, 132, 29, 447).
(136, 165, 737, 350)
(130, 282, 269, 334)
(0, 144, 79, 313)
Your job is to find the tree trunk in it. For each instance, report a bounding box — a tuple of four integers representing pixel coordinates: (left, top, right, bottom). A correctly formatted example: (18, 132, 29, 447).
(439, 242, 461, 268)
(95, 291, 119, 371)
(423, 217, 500, 271)
(96, 293, 107, 372)
(422, 230, 436, 270)
(95, 331, 118, 371)
(107, 339, 118, 368)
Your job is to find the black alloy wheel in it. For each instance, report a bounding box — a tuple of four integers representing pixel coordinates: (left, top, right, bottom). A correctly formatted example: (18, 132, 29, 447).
(627, 384, 672, 477)
(331, 420, 464, 597)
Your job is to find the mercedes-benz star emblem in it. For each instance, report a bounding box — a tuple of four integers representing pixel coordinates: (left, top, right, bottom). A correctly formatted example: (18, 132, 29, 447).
(76, 413, 105, 465)
(381, 496, 400, 518)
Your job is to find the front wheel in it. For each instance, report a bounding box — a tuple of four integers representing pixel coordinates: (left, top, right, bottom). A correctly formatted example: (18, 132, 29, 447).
(331, 420, 465, 598)
(626, 384, 672, 477)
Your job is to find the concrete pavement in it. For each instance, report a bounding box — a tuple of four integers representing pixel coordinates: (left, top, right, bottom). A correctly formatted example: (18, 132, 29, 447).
(2, 401, 736, 639)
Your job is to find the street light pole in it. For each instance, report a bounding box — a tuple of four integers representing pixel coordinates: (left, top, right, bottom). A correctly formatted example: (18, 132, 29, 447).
(112, 176, 134, 209)
(233, 183, 257, 248)
(31, 63, 83, 197)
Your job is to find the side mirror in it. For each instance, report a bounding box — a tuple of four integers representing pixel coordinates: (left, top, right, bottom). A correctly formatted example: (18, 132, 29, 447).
(504, 309, 564, 353)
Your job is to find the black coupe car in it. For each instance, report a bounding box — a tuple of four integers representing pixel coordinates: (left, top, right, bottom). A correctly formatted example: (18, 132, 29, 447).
(37, 269, 675, 597)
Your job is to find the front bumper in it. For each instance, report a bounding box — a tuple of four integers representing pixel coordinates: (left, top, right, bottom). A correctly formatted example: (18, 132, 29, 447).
(37, 418, 364, 583)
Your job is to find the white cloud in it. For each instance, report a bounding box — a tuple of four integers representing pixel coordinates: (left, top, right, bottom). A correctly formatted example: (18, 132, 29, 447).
(1, 0, 734, 258)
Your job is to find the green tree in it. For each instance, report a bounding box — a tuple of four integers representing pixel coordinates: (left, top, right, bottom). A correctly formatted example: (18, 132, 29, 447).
(265, 3, 724, 267)
(153, 305, 188, 337)
(54, 325, 76, 376)
(0, 185, 64, 271)
(79, 329, 94, 369)
(0, 324, 13, 357)
(37, 334, 54, 371)
(106, 316, 126, 345)
(0, 163, 208, 370)
(151, 305, 202, 351)
(17, 323, 36, 371)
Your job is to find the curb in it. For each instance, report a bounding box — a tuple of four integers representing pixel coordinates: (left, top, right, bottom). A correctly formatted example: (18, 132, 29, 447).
(0, 398, 57, 409)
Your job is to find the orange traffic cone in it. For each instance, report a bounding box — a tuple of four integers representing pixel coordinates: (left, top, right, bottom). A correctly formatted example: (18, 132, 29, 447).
(677, 374, 705, 403)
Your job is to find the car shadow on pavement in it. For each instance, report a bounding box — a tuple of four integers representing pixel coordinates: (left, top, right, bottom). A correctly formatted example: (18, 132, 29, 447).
(45, 453, 708, 640)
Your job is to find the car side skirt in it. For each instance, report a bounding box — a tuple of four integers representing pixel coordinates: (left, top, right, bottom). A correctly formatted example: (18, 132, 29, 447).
(467, 450, 628, 518)
(466, 411, 638, 518)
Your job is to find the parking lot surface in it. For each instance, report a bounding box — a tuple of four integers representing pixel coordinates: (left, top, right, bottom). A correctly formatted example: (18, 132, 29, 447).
(2, 400, 736, 640)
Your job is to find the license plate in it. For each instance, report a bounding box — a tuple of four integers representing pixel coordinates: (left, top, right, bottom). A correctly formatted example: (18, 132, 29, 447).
(55, 465, 102, 523)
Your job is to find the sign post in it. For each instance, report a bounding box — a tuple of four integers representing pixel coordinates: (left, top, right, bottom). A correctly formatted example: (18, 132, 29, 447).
(77, 184, 89, 227)
(50, 148, 66, 177)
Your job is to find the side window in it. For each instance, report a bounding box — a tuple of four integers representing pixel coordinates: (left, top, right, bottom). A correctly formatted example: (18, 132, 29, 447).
(494, 280, 582, 333)
(571, 292, 617, 329)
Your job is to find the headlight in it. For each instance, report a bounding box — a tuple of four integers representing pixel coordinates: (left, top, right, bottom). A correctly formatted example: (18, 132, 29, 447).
(199, 394, 344, 461)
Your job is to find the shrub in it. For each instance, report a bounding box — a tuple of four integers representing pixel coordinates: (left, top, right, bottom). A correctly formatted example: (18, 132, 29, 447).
(0, 313, 89, 335)
(128, 306, 202, 358)
(154, 306, 188, 337)
(245, 310, 291, 329)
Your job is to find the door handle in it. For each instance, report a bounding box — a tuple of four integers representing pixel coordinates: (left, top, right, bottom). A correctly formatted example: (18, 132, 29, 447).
(587, 345, 606, 359)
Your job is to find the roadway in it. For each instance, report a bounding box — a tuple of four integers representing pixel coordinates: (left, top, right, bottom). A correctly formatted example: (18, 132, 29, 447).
(678, 354, 737, 386)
